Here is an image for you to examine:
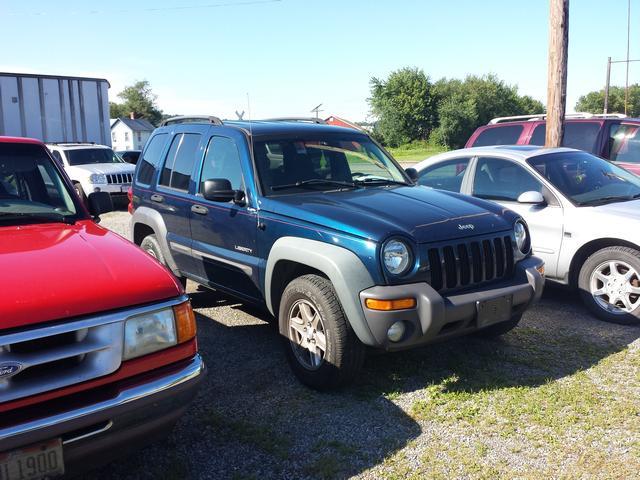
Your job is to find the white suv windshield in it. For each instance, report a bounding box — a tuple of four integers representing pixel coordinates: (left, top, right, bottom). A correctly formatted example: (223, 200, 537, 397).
(254, 135, 408, 195)
(0, 143, 79, 224)
(528, 151, 640, 206)
(65, 148, 124, 166)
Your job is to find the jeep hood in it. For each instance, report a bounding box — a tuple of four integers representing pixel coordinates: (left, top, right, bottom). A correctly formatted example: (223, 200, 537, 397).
(1, 221, 182, 329)
(68, 163, 135, 176)
(262, 186, 518, 243)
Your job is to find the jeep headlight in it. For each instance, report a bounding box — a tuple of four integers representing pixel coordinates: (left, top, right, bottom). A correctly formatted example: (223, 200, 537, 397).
(514, 220, 530, 254)
(382, 239, 412, 275)
(89, 173, 107, 184)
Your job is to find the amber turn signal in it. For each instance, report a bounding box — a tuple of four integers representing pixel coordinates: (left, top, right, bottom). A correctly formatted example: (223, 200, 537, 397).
(173, 301, 197, 343)
(365, 298, 417, 311)
(536, 264, 545, 276)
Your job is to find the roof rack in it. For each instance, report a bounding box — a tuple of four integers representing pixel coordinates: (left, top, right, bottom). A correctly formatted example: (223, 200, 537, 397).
(160, 115, 223, 127)
(262, 117, 327, 124)
(489, 112, 628, 124)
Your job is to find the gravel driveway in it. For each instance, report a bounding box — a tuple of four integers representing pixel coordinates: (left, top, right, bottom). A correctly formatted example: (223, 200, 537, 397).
(89, 211, 640, 479)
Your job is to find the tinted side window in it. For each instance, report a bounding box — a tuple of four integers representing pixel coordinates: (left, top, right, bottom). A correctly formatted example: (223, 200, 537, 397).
(200, 136, 244, 192)
(473, 157, 542, 202)
(160, 133, 201, 191)
(530, 122, 601, 151)
(472, 125, 523, 147)
(136, 134, 168, 185)
(418, 158, 470, 192)
(609, 124, 640, 163)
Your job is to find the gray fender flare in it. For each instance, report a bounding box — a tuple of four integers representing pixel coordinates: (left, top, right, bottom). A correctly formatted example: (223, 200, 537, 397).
(129, 206, 179, 273)
(265, 237, 378, 346)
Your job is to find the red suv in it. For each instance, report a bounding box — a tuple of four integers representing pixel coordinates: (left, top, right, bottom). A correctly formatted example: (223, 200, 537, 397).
(466, 114, 640, 175)
(0, 137, 204, 478)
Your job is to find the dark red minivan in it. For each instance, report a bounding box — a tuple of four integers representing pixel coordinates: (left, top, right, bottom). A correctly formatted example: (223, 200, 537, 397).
(466, 114, 640, 175)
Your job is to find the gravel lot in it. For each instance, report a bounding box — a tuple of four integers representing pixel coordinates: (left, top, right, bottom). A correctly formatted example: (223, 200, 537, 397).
(90, 211, 640, 479)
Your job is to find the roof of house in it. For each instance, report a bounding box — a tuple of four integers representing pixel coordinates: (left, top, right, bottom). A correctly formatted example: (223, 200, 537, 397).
(112, 117, 155, 132)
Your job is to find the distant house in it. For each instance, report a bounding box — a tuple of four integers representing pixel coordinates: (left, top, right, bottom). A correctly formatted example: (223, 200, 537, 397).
(325, 115, 363, 131)
(110, 115, 155, 151)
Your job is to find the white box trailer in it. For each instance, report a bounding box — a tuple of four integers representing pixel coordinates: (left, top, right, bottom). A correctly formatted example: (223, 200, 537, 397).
(0, 72, 111, 146)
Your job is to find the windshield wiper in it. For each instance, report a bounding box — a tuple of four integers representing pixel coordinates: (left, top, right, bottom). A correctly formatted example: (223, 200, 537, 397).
(353, 177, 409, 186)
(271, 179, 357, 191)
(577, 196, 634, 206)
(0, 212, 76, 225)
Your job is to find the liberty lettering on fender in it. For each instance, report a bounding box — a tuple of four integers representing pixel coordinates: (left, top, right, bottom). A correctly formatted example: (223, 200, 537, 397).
(235, 245, 253, 254)
(458, 224, 475, 230)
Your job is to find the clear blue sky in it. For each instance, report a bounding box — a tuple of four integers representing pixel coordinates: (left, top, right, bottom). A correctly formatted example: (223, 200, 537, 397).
(1, 0, 637, 121)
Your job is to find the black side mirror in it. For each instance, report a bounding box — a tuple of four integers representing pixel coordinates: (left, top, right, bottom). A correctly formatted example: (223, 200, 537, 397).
(87, 191, 113, 217)
(203, 179, 236, 202)
(405, 167, 419, 182)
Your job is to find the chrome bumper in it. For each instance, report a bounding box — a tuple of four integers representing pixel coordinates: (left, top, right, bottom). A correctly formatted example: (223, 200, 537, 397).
(0, 354, 204, 472)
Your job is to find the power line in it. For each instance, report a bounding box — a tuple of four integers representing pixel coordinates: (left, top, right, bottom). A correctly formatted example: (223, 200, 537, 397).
(8, 0, 282, 16)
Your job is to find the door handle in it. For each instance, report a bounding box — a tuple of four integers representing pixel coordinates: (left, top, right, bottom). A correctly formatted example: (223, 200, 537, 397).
(150, 194, 164, 203)
(191, 204, 208, 215)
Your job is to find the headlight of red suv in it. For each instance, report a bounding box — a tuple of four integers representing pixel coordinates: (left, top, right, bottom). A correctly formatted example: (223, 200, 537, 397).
(123, 300, 196, 360)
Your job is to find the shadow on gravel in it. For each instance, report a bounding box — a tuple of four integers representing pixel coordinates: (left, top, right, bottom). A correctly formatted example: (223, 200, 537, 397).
(86, 284, 639, 480)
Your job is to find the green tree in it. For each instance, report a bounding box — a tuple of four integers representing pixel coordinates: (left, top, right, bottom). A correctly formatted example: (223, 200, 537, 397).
(575, 85, 640, 117)
(369, 67, 437, 147)
(430, 74, 543, 148)
(109, 80, 163, 126)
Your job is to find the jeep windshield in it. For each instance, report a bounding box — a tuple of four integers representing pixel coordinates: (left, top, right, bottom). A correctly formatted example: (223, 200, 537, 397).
(253, 136, 409, 195)
(528, 151, 640, 206)
(0, 143, 80, 225)
(65, 148, 124, 166)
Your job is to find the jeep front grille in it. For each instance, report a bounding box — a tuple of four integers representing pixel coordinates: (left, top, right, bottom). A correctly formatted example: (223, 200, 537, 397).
(427, 234, 515, 292)
(106, 173, 132, 184)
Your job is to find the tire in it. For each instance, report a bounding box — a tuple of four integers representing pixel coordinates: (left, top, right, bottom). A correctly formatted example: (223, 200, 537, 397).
(279, 274, 366, 390)
(474, 314, 522, 338)
(140, 234, 187, 288)
(578, 246, 640, 325)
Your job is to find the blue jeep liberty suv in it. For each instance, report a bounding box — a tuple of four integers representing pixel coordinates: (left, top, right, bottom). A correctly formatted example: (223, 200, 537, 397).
(130, 116, 545, 389)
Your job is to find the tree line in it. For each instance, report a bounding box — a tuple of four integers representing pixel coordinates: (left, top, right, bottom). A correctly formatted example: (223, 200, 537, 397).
(369, 67, 640, 149)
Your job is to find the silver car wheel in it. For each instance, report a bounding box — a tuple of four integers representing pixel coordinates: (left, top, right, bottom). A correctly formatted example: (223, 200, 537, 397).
(288, 299, 327, 370)
(590, 260, 640, 314)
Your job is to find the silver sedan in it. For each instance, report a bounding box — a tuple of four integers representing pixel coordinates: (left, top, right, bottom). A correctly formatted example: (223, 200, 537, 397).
(412, 145, 640, 325)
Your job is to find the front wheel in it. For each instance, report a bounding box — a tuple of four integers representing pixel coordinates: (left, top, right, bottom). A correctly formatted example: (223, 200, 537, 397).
(279, 274, 365, 390)
(578, 246, 640, 325)
(140, 234, 187, 288)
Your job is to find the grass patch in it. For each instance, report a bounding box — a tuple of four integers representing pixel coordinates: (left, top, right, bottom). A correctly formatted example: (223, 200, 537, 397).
(387, 141, 447, 163)
(203, 409, 292, 459)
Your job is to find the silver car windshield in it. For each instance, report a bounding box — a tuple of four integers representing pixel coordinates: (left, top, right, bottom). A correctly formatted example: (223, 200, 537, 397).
(253, 136, 408, 195)
(0, 143, 78, 224)
(528, 151, 640, 206)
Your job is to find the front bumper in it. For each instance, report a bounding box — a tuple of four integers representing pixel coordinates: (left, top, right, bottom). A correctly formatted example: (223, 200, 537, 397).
(359, 256, 544, 350)
(81, 182, 130, 197)
(0, 354, 204, 476)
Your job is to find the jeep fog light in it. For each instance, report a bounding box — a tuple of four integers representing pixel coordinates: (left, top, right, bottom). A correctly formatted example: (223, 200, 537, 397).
(387, 321, 406, 342)
(123, 308, 177, 360)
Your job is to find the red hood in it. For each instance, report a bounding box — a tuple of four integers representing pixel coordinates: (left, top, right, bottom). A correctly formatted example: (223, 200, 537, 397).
(1, 220, 182, 329)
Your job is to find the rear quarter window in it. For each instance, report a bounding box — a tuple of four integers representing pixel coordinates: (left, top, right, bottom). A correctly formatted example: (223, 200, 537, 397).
(471, 125, 524, 147)
(136, 133, 168, 185)
(529, 122, 601, 152)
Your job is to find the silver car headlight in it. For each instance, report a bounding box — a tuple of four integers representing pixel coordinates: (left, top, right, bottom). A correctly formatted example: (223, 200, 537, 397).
(514, 220, 530, 254)
(89, 173, 107, 184)
(123, 308, 177, 360)
(382, 239, 412, 275)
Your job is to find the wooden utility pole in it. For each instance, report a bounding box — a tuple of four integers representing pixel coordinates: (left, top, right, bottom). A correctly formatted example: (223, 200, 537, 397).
(545, 0, 569, 147)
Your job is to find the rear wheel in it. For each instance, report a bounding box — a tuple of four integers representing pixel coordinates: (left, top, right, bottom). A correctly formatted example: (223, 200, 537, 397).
(279, 274, 365, 390)
(578, 246, 640, 325)
(140, 234, 187, 288)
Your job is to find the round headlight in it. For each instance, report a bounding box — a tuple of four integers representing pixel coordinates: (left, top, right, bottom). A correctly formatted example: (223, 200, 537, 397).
(514, 220, 529, 253)
(383, 239, 412, 275)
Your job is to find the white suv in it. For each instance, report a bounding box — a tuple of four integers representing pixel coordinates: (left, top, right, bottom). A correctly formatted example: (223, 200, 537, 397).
(47, 143, 135, 205)
(413, 145, 640, 325)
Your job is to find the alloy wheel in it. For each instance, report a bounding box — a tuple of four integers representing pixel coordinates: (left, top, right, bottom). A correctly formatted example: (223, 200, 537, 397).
(589, 260, 640, 314)
(288, 299, 327, 370)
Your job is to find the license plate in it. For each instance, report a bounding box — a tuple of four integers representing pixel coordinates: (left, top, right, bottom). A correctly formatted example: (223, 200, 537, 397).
(476, 295, 513, 328)
(0, 439, 64, 480)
